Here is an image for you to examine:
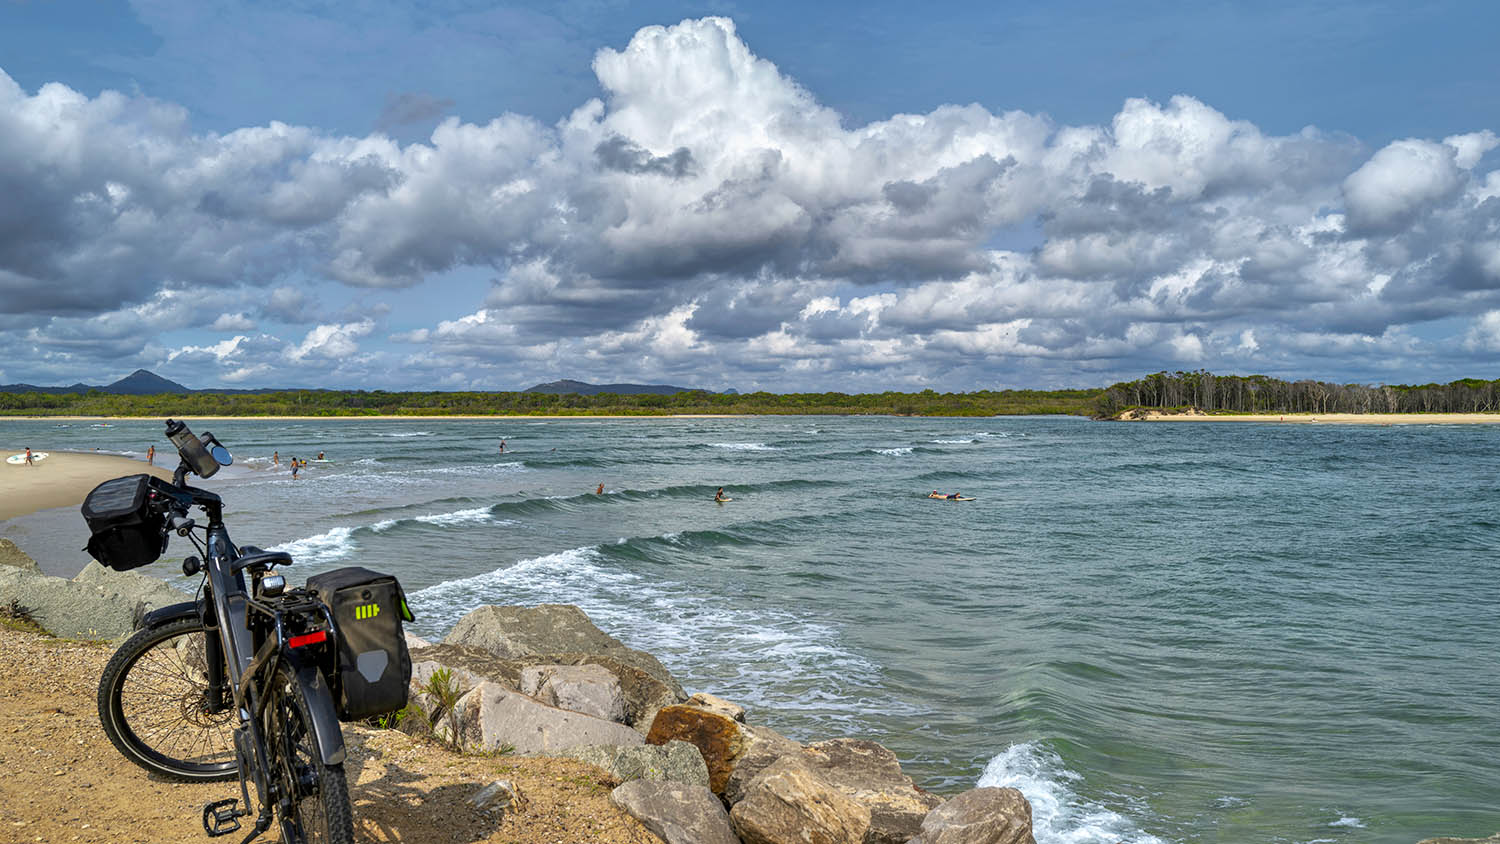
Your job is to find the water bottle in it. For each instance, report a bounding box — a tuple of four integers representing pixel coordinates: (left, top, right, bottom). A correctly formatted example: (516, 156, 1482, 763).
(165, 419, 220, 478)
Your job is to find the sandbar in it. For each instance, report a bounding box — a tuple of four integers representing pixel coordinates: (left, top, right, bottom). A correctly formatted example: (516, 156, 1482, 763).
(0, 450, 172, 521)
(1124, 411, 1500, 424)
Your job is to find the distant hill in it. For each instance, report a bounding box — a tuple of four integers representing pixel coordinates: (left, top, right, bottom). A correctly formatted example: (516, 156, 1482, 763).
(0, 369, 191, 395)
(523, 379, 707, 396)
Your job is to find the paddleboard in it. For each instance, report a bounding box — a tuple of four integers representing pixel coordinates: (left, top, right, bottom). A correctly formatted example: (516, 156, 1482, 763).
(928, 496, 974, 501)
(6, 452, 48, 465)
(312, 459, 331, 463)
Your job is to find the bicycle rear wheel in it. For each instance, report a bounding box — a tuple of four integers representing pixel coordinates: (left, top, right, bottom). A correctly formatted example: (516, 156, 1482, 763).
(97, 616, 237, 781)
(264, 663, 353, 844)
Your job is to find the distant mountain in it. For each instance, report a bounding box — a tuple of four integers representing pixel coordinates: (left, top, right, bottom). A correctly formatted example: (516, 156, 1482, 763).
(0, 369, 191, 395)
(523, 379, 707, 396)
(107, 369, 191, 395)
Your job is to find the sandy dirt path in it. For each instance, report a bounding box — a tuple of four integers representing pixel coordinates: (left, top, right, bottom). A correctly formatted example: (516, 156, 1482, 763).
(0, 626, 662, 844)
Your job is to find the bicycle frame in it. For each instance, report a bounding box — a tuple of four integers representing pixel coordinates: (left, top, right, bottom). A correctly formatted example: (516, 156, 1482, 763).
(163, 480, 346, 840)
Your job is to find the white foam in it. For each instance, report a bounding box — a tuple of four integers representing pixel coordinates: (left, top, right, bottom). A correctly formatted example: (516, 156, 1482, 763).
(269, 526, 356, 565)
(932, 438, 975, 444)
(710, 442, 778, 451)
(1328, 816, 1365, 829)
(375, 431, 434, 437)
(413, 507, 494, 527)
(873, 447, 913, 456)
(978, 742, 1170, 844)
(412, 544, 909, 725)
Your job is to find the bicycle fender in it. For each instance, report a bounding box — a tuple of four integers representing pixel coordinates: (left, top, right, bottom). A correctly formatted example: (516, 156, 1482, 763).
(138, 600, 197, 630)
(284, 651, 347, 766)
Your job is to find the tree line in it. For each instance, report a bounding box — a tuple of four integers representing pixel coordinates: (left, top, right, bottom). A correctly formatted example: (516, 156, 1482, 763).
(0, 387, 1099, 417)
(1090, 371, 1500, 417)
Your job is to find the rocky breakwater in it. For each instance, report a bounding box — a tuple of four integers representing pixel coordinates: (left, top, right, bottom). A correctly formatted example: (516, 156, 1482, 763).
(410, 602, 1038, 844)
(0, 539, 189, 640)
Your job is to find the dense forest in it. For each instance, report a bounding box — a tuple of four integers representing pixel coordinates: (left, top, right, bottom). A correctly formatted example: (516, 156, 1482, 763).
(1090, 371, 1500, 417)
(5, 372, 1498, 418)
(0, 387, 1097, 417)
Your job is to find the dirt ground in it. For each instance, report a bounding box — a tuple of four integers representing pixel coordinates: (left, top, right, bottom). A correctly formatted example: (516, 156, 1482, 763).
(0, 625, 665, 844)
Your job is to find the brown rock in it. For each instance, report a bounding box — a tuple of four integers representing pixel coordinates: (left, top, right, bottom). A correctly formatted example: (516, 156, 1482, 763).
(908, 787, 1035, 844)
(800, 738, 943, 844)
(729, 756, 871, 844)
(722, 724, 803, 805)
(646, 704, 746, 794)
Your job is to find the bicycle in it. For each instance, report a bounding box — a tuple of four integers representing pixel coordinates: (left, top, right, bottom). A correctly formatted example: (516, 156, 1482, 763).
(85, 420, 412, 843)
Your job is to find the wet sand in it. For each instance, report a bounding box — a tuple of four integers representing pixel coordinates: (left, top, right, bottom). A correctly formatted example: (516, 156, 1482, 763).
(0, 450, 172, 520)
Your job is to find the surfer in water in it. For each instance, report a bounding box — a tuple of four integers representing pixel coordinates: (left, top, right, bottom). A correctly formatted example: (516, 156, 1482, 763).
(317, 451, 325, 460)
(596, 483, 605, 494)
(928, 490, 962, 499)
(715, 487, 727, 502)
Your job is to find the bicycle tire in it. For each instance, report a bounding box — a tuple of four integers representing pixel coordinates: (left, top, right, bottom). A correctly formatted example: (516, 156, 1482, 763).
(264, 662, 353, 844)
(97, 616, 237, 782)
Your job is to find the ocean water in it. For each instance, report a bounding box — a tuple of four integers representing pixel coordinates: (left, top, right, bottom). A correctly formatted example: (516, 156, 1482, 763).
(2, 415, 1497, 844)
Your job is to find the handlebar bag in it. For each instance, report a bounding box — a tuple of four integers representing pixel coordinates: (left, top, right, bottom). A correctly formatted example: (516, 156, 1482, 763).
(306, 566, 414, 721)
(80, 474, 174, 571)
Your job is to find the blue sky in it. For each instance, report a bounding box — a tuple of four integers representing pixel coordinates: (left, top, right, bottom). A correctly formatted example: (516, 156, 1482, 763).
(2, 1, 1498, 391)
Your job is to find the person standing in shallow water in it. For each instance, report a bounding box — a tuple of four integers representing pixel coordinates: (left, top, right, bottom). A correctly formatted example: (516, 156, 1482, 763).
(146, 445, 155, 466)
(273, 451, 279, 466)
(499, 439, 506, 453)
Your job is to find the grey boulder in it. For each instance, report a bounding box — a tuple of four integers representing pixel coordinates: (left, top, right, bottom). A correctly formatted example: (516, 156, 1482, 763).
(0, 538, 41, 573)
(610, 780, 740, 844)
(558, 740, 711, 788)
(0, 562, 190, 640)
(445, 680, 645, 754)
(520, 663, 627, 723)
(907, 787, 1035, 844)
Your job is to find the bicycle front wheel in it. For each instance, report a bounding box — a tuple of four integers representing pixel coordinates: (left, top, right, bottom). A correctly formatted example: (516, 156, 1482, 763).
(97, 616, 237, 781)
(264, 663, 353, 844)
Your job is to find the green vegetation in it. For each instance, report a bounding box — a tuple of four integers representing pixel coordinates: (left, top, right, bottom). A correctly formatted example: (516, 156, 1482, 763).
(0, 387, 1099, 417)
(416, 667, 466, 752)
(1091, 371, 1500, 418)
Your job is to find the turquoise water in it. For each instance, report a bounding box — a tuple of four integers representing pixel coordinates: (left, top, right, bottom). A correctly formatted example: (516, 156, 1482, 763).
(2, 416, 1497, 843)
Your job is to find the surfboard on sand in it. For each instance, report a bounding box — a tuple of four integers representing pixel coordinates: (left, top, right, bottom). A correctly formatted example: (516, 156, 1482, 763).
(6, 452, 48, 465)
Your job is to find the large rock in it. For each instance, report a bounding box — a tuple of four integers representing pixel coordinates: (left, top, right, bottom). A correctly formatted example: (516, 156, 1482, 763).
(447, 680, 645, 754)
(521, 663, 627, 723)
(411, 642, 682, 730)
(445, 604, 627, 657)
(730, 756, 871, 844)
(646, 704, 746, 795)
(722, 724, 803, 805)
(610, 780, 740, 844)
(0, 563, 190, 639)
(799, 738, 943, 844)
(558, 741, 711, 788)
(907, 787, 1035, 844)
(0, 538, 41, 573)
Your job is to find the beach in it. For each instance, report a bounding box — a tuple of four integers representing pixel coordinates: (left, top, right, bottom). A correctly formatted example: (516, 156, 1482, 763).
(1123, 410, 1500, 424)
(0, 450, 171, 521)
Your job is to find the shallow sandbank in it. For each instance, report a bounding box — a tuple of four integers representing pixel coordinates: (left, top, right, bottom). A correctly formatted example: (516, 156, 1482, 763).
(1129, 411, 1500, 424)
(0, 451, 172, 520)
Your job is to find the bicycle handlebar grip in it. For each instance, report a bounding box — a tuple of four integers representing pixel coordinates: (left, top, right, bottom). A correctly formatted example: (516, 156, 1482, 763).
(165, 419, 220, 479)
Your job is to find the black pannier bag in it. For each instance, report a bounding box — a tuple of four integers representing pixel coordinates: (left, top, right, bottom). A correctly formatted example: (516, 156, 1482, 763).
(81, 474, 175, 571)
(306, 566, 414, 721)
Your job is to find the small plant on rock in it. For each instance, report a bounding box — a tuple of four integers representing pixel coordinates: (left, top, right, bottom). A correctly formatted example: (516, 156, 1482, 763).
(417, 668, 465, 752)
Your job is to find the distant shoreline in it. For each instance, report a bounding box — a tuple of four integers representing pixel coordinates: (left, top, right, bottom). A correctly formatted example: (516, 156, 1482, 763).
(1, 414, 748, 421)
(1120, 410, 1500, 424)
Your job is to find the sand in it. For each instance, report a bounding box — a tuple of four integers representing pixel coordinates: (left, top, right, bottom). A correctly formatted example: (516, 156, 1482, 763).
(1126, 411, 1500, 424)
(0, 450, 173, 521)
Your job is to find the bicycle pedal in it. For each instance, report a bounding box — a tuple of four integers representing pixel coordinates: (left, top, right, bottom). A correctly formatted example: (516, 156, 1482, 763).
(202, 798, 245, 837)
